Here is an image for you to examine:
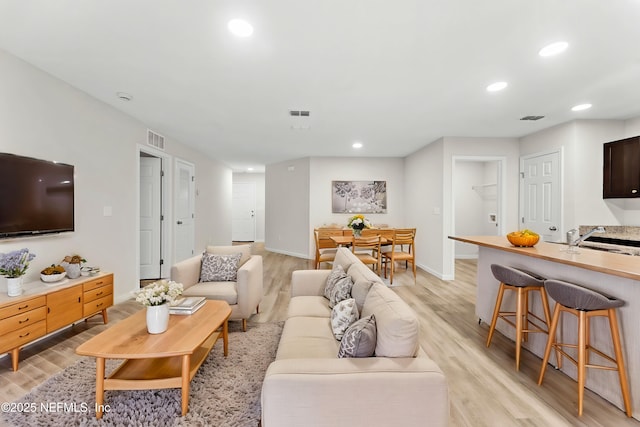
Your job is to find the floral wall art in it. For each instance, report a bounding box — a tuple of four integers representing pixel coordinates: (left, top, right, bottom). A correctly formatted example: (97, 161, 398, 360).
(332, 180, 387, 214)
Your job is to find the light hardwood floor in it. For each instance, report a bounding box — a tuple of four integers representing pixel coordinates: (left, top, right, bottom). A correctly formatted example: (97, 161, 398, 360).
(1, 244, 638, 426)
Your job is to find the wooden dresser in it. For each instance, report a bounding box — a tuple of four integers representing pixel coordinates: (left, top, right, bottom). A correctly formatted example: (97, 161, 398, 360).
(0, 272, 113, 371)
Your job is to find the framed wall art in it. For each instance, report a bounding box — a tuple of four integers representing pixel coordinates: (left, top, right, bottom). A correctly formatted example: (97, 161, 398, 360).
(332, 180, 387, 213)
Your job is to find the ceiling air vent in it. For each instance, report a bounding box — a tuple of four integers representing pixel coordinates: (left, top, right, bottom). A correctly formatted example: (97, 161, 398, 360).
(147, 129, 165, 150)
(520, 115, 545, 121)
(289, 110, 310, 117)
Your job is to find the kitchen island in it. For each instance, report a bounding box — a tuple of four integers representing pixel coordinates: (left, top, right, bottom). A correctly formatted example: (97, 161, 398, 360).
(450, 235, 640, 419)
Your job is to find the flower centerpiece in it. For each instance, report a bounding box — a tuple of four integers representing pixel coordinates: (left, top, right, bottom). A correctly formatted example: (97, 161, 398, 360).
(347, 214, 372, 237)
(133, 280, 184, 334)
(0, 248, 36, 296)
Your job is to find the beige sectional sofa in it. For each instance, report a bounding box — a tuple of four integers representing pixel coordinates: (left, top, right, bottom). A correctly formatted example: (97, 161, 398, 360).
(170, 244, 263, 331)
(261, 247, 449, 427)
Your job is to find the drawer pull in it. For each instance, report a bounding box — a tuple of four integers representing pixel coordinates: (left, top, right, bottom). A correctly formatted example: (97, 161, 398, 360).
(96, 291, 103, 296)
(19, 318, 29, 324)
(96, 281, 103, 285)
(96, 303, 104, 308)
(19, 332, 30, 338)
(18, 305, 29, 310)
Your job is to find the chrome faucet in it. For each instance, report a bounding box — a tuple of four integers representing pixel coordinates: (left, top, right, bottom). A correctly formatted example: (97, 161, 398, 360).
(574, 226, 606, 247)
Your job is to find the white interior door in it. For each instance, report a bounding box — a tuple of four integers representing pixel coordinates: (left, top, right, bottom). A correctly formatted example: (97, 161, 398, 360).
(175, 159, 195, 262)
(520, 151, 561, 242)
(139, 156, 162, 279)
(232, 182, 256, 241)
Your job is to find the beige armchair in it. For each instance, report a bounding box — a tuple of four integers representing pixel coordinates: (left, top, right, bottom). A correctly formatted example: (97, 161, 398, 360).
(170, 244, 263, 331)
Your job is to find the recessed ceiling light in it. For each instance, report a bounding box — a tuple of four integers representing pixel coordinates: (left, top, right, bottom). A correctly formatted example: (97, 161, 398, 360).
(116, 92, 132, 101)
(486, 81, 508, 92)
(571, 103, 592, 112)
(228, 19, 253, 37)
(539, 41, 569, 57)
(352, 142, 363, 149)
(247, 167, 254, 171)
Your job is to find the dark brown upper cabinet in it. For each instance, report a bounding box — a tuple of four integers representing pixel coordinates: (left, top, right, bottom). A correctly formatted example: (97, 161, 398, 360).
(603, 136, 640, 198)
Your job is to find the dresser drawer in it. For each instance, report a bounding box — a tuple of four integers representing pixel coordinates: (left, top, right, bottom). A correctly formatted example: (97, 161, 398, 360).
(0, 296, 46, 321)
(83, 294, 113, 317)
(0, 306, 47, 336)
(84, 283, 113, 303)
(83, 274, 113, 292)
(0, 320, 47, 354)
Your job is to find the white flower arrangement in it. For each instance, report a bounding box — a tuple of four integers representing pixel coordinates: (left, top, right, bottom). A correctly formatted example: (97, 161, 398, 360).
(134, 280, 183, 306)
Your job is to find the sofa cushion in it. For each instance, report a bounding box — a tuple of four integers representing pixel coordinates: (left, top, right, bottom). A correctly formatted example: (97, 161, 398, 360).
(331, 298, 359, 340)
(200, 252, 241, 282)
(347, 262, 384, 286)
(324, 263, 347, 300)
(276, 316, 340, 359)
(328, 275, 353, 309)
(351, 279, 375, 313)
(183, 281, 238, 305)
(338, 314, 377, 358)
(332, 248, 359, 272)
(206, 244, 251, 267)
(287, 296, 331, 319)
(361, 283, 419, 357)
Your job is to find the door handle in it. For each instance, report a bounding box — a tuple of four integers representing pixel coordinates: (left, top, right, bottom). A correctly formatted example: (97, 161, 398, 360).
(177, 221, 183, 225)
(549, 226, 557, 231)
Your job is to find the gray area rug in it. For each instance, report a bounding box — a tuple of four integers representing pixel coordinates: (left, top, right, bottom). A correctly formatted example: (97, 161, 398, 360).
(1, 321, 282, 427)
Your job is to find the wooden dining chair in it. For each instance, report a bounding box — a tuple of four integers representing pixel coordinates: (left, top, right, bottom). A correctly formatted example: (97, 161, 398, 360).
(382, 228, 416, 284)
(351, 235, 382, 273)
(314, 228, 343, 269)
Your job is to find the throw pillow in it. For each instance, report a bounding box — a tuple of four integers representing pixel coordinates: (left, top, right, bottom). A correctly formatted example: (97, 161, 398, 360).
(200, 253, 242, 282)
(331, 298, 359, 340)
(338, 314, 377, 358)
(324, 263, 347, 300)
(329, 275, 354, 309)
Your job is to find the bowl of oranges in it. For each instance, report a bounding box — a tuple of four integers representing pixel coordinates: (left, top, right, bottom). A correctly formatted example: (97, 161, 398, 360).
(506, 229, 540, 247)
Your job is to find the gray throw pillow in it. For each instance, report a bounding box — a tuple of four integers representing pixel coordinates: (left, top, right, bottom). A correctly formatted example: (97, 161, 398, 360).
(324, 263, 347, 300)
(200, 253, 242, 282)
(331, 298, 359, 340)
(338, 314, 377, 358)
(329, 275, 353, 308)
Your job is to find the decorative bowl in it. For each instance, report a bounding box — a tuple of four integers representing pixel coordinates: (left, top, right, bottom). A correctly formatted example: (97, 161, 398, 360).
(41, 272, 67, 283)
(507, 232, 540, 247)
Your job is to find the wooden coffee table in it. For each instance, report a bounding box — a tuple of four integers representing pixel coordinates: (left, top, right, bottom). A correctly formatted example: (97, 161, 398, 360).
(76, 300, 231, 419)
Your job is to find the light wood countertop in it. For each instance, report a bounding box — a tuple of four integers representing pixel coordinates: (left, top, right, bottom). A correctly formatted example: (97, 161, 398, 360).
(449, 235, 640, 282)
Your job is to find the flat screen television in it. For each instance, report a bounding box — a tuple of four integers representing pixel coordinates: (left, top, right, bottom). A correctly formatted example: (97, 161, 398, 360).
(0, 153, 75, 238)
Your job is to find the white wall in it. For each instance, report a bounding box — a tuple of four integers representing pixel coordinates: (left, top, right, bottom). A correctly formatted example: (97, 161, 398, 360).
(308, 157, 405, 258)
(0, 49, 232, 303)
(232, 172, 266, 242)
(265, 158, 310, 258)
(404, 139, 445, 278)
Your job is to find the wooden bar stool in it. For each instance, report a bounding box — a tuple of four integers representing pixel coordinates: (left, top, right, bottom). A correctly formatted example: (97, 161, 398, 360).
(538, 279, 632, 417)
(486, 264, 552, 370)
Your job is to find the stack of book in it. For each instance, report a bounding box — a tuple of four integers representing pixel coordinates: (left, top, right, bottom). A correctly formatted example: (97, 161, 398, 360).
(169, 296, 206, 315)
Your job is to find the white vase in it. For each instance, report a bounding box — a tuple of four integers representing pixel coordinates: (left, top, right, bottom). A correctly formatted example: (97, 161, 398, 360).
(146, 303, 170, 334)
(7, 277, 23, 297)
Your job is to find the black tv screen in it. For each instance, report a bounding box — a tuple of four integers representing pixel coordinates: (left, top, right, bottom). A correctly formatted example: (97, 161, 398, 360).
(0, 153, 75, 238)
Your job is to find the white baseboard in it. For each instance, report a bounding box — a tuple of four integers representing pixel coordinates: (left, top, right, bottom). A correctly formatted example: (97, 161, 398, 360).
(455, 254, 478, 260)
(264, 247, 310, 260)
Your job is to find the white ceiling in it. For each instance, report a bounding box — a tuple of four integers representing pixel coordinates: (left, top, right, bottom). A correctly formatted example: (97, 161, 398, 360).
(1, 0, 640, 172)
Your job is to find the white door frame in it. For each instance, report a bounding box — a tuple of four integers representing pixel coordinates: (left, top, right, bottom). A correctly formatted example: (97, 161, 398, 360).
(519, 148, 564, 241)
(449, 155, 507, 278)
(174, 158, 196, 263)
(136, 145, 173, 280)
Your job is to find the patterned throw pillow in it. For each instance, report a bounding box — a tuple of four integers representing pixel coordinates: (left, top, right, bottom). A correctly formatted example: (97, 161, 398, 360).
(200, 253, 242, 282)
(329, 275, 354, 309)
(331, 298, 359, 340)
(324, 264, 347, 300)
(338, 314, 377, 358)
